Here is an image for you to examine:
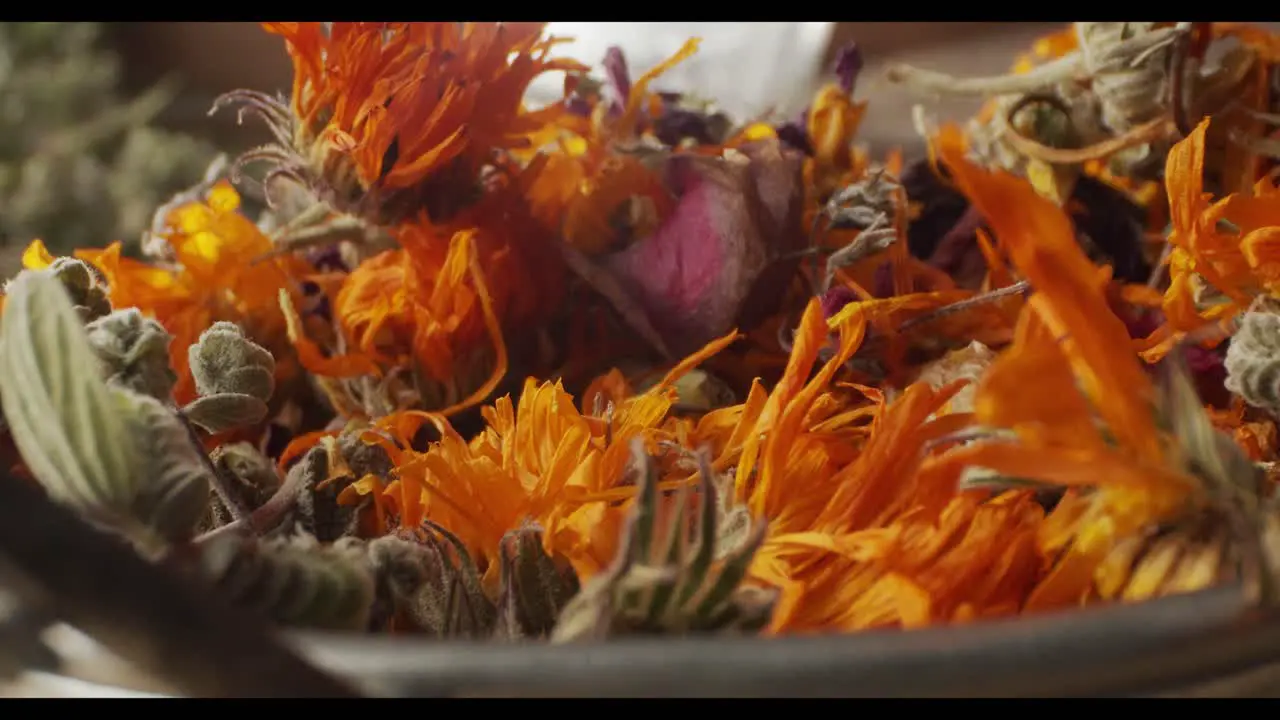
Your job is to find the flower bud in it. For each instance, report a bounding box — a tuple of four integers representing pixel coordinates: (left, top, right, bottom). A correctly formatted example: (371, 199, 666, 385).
(1226, 299, 1280, 416)
(83, 309, 178, 402)
(46, 257, 111, 322)
(188, 321, 275, 402)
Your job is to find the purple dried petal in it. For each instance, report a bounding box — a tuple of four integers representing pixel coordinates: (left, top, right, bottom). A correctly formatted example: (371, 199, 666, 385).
(566, 96, 594, 117)
(588, 140, 805, 356)
(901, 158, 970, 260)
(821, 285, 858, 319)
(832, 42, 863, 96)
(872, 262, 896, 299)
(927, 205, 985, 270)
(1122, 309, 1228, 403)
(1186, 344, 1225, 374)
(1122, 309, 1161, 340)
(602, 46, 631, 116)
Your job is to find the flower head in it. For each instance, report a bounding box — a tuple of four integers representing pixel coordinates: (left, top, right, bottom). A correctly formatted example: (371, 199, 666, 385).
(219, 22, 583, 224)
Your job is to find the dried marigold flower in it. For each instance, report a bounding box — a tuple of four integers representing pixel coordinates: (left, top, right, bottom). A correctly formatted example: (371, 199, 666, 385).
(216, 22, 583, 225)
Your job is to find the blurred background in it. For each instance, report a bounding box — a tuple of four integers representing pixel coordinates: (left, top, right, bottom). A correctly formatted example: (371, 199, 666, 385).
(109, 22, 1065, 156)
(0, 22, 1070, 276)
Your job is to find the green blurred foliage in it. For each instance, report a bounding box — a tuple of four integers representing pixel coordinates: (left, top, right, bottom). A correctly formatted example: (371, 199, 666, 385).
(0, 22, 214, 254)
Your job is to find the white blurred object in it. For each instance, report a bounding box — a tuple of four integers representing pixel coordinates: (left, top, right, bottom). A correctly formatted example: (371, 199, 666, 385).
(527, 22, 835, 121)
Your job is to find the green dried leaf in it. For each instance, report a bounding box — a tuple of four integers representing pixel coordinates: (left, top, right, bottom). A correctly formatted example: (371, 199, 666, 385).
(183, 392, 269, 434)
(118, 389, 213, 544)
(422, 520, 496, 636)
(1161, 352, 1260, 495)
(208, 443, 280, 520)
(0, 272, 210, 546)
(0, 271, 139, 520)
(291, 447, 360, 543)
(551, 440, 776, 642)
(199, 532, 375, 632)
(366, 532, 490, 637)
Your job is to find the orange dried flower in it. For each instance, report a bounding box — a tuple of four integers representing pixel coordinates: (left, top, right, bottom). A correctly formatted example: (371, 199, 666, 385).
(219, 22, 584, 224)
(23, 182, 310, 405)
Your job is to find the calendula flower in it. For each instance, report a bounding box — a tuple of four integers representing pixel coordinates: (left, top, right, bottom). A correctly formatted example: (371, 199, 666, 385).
(280, 227, 511, 421)
(20, 181, 310, 405)
(919, 126, 1210, 610)
(522, 39, 702, 254)
(217, 22, 583, 225)
(718, 293, 1037, 630)
(331, 331, 740, 591)
(1142, 118, 1280, 360)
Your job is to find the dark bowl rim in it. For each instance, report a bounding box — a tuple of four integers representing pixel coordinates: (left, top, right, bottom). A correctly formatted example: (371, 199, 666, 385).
(282, 582, 1277, 697)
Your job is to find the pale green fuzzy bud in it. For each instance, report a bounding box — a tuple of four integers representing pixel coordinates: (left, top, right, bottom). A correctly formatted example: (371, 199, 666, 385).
(84, 308, 177, 401)
(1225, 299, 1280, 416)
(188, 321, 275, 402)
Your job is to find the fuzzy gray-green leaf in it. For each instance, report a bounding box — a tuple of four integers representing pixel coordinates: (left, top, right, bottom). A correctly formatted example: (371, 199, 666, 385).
(122, 388, 212, 543)
(0, 271, 138, 516)
(183, 392, 269, 433)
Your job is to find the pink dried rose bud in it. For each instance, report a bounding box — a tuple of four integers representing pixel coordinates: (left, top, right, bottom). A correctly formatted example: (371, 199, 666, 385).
(577, 138, 805, 358)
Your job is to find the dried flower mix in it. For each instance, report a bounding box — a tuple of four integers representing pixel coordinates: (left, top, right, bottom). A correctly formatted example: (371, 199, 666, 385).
(7, 20, 1280, 668)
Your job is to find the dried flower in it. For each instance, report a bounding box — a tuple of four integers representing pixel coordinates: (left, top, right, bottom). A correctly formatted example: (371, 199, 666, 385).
(570, 139, 805, 358)
(12, 18, 1280, 665)
(217, 23, 582, 225)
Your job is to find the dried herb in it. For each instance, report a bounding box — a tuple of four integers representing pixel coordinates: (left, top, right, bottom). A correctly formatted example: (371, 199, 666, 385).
(8, 20, 1280, 693)
(552, 442, 774, 641)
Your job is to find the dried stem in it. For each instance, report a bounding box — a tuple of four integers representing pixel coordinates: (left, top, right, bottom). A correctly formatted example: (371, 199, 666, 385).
(884, 52, 1084, 97)
(1001, 115, 1174, 165)
(898, 281, 1031, 332)
(0, 465, 358, 697)
(176, 410, 249, 524)
(193, 453, 309, 545)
